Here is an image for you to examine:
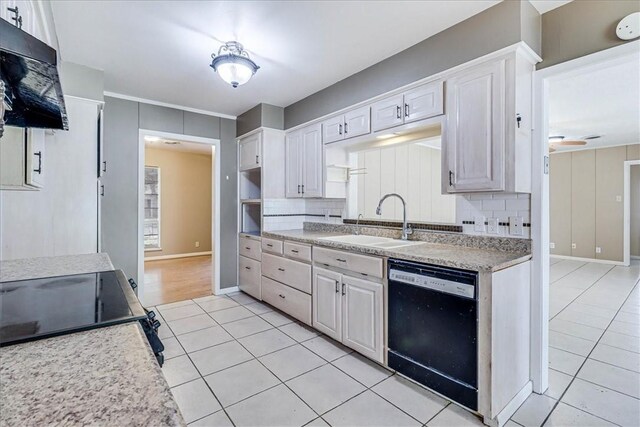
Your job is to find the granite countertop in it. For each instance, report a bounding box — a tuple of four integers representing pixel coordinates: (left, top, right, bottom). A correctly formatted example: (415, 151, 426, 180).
(263, 229, 531, 272)
(0, 253, 185, 427)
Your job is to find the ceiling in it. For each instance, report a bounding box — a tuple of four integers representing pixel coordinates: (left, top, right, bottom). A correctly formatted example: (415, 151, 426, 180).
(548, 56, 640, 152)
(145, 138, 214, 155)
(51, 1, 509, 117)
(529, 0, 572, 14)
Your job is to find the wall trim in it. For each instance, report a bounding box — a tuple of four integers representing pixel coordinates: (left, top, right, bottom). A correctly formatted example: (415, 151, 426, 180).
(104, 91, 236, 120)
(550, 254, 625, 266)
(549, 142, 640, 155)
(145, 251, 212, 261)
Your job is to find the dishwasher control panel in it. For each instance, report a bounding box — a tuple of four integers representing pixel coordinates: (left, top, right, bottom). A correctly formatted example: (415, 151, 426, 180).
(389, 269, 475, 299)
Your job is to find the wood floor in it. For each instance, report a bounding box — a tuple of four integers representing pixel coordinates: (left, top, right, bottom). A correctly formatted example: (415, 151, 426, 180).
(143, 255, 213, 307)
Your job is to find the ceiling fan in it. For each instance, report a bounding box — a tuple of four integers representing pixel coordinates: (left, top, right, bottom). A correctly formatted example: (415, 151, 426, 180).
(548, 135, 592, 152)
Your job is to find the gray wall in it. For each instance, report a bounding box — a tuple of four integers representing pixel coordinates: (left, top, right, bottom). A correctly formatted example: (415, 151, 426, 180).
(284, 1, 540, 129)
(102, 97, 237, 289)
(236, 103, 284, 136)
(540, 0, 640, 69)
(59, 62, 105, 102)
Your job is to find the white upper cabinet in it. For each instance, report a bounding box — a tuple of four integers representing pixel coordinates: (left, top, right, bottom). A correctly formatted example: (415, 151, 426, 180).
(239, 132, 261, 171)
(285, 131, 302, 198)
(321, 106, 370, 144)
(371, 94, 404, 132)
(404, 81, 444, 123)
(301, 124, 323, 197)
(371, 81, 443, 132)
(444, 60, 505, 192)
(285, 123, 323, 198)
(442, 51, 534, 194)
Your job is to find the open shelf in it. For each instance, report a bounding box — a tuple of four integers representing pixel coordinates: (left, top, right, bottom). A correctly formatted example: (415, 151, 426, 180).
(241, 199, 261, 204)
(240, 168, 262, 200)
(241, 203, 261, 234)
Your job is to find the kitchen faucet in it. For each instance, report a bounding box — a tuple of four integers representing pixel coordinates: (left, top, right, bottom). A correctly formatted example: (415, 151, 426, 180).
(376, 193, 413, 240)
(355, 214, 364, 235)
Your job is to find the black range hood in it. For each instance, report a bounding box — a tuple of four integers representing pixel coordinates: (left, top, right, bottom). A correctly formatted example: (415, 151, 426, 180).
(0, 18, 68, 130)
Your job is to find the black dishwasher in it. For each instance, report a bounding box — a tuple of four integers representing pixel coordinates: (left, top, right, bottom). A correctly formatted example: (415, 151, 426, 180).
(387, 259, 479, 410)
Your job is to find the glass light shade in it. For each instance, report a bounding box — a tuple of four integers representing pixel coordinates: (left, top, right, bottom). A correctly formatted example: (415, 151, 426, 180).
(210, 54, 259, 88)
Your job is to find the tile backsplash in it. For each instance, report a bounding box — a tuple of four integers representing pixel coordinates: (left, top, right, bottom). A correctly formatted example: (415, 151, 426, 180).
(263, 199, 345, 231)
(263, 194, 531, 238)
(455, 193, 531, 238)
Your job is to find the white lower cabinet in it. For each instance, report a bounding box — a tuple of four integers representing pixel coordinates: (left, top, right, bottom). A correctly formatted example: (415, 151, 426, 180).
(239, 254, 261, 300)
(312, 265, 384, 363)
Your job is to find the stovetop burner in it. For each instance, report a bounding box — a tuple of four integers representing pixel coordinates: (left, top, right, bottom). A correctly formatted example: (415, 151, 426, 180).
(0, 270, 147, 346)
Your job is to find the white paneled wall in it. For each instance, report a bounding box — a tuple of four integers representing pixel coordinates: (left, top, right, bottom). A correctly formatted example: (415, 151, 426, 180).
(351, 143, 456, 223)
(456, 193, 531, 238)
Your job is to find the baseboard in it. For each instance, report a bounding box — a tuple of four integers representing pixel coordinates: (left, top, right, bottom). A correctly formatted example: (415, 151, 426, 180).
(550, 254, 624, 266)
(632, 255, 640, 260)
(489, 381, 532, 427)
(145, 251, 212, 261)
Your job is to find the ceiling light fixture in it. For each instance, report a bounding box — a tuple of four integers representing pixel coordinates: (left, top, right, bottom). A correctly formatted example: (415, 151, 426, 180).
(210, 41, 260, 88)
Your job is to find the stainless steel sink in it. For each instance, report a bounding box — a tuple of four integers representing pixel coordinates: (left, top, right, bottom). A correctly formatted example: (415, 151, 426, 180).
(318, 234, 423, 249)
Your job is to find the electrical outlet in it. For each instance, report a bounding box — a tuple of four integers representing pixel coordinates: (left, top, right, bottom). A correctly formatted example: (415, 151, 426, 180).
(571, 243, 577, 249)
(509, 216, 523, 236)
(487, 218, 499, 234)
(596, 247, 601, 254)
(550, 242, 556, 249)
(616, 195, 622, 202)
(474, 216, 486, 232)
(195, 241, 200, 248)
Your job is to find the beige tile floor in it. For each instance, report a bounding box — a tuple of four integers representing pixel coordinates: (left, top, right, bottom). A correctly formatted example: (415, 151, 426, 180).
(154, 259, 639, 426)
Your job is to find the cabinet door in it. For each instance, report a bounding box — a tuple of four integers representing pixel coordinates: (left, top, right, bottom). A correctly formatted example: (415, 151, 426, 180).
(403, 81, 443, 123)
(312, 267, 342, 341)
(444, 60, 505, 193)
(371, 94, 404, 132)
(301, 123, 323, 198)
(322, 115, 344, 144)
(285, 131, 302, 198)
(239, 133, 261, 171)
(25, 129, 45, 188)
(342, 275, 383, 363)
(344, 106, 370, 139)
(239, 255, 261, 300)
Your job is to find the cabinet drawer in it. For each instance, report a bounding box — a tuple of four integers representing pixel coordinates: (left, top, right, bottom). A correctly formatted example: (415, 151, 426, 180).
(239, 255, 261, 300)
(284, 241, 312, 263)
(239, 236, 261, 261)
(262, 253, 312, 294)
(262, 276, 312, 326)
(262, 237, 283, 255)
(313, 247, 383, 279)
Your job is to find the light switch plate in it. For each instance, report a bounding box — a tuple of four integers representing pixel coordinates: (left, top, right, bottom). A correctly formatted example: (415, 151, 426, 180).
(571, 243, 577, 249)
(596, 247, 602, 254)
(487, 218, 499, 234)
(550, 242, 556, 249)
(616, 195, 622, 202)
(474, 216, 486, 232)
(509, 216, 523, 236)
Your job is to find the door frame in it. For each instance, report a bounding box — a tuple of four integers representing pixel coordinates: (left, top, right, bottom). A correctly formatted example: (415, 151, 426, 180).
(531, 40, 640, 393)
(137, 129, 222, 306)
(624, 160, 640, 266)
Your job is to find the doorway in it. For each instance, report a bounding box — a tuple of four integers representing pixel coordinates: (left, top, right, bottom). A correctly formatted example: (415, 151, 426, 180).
(531, 40, 640, 395)
(137, 130, 221, 307)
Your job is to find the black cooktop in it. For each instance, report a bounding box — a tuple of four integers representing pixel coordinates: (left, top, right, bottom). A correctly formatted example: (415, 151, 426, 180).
(0, 270, 147, 346)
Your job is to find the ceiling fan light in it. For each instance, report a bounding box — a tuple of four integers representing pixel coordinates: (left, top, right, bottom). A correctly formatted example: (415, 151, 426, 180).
(210, 42, 260, 88)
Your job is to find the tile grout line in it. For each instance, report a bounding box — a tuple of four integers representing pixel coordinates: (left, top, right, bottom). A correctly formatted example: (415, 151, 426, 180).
(539, 280, 640, 427)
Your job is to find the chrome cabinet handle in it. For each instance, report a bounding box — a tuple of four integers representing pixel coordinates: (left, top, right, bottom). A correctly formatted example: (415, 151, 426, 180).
(301, 184, 305, 194)
(341, 283, 346, 296)
(33, 151, 42, 174)
(339, 124, 342, 135)
(396, 105, 401, 119)
(405, 103, 410, 118)
(298, 184, 301, 194)
(449, 170, 454, 187)
(336, 258, 346, 263)
(100, 184, 105, 197)
(102, 161, 107, 173)
(335, 280, 339, 293)
(290, 249, 299, 254)
(278, 268, 285, 272)
(344, 122, 348, 134)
